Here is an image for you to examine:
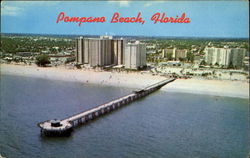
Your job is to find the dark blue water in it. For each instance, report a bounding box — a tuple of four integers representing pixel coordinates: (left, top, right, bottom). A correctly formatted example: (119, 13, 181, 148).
(0, 75, 249, 158)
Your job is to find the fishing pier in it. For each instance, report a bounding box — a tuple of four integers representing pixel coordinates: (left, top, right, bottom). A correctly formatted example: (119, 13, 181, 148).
(38, 78, 175, 136)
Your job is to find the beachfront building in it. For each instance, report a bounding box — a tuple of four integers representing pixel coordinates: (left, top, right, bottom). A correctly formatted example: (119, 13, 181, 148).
(76, 36, 125, 67)
(112, 39, 125, 65)
(230, 48, 247, 68)
(124, 41, 146, 70)
(243, 56, 249, 71)
(76, 37, 112, 67)
(76, 36, 147, 70)
(204, 46, 246, 68)
(76, 36, 85, 64)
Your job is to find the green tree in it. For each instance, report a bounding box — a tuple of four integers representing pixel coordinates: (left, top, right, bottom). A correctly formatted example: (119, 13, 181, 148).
(228, 61, 234, 69)
(167, 53, 173, 60)
(35, 54, 51, 67)
(179, 57, 185, 62)
(200, 60, 207, 65)
(187, 51, 194, 62)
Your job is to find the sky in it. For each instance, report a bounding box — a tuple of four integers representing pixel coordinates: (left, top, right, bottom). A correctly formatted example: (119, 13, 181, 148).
(1, 1, 249, 38)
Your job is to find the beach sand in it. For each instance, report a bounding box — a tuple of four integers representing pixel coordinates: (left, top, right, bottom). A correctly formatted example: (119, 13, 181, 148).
(1, 64, 249, 99)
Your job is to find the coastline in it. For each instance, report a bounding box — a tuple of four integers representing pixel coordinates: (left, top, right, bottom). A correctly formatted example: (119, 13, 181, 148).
(1, 64, 249, 99)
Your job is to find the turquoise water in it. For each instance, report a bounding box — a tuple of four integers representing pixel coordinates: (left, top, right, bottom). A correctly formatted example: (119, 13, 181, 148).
(0, 75, 249, 158)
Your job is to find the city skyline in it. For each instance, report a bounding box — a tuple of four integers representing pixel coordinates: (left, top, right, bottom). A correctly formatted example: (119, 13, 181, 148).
(76, 36, 146, 69)
(1, 1, 249, 38)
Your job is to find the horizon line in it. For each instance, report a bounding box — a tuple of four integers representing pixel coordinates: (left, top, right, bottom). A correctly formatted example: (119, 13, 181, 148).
(1, 32, 249, 40)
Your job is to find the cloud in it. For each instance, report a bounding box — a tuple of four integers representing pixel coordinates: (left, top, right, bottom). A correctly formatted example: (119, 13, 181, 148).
(143, 1, 165, 7)
(1, 1, 60, 16)
(1, 2, 23, 16)
(108, 1, 130, 7)
(119, 1, 130, 7)
(18, 1, 60, 7)
(144, 2, 153, 7)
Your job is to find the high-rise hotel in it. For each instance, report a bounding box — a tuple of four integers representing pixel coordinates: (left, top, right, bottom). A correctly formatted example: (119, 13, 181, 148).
(76, 36, 120, 67)
(125, 41, 146, 69)
(204, 46, 246, 68)
(76, 36, 146, 69)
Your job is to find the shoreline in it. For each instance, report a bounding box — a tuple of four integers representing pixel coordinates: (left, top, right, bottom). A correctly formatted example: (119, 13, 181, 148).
(1, 64, 249, 99)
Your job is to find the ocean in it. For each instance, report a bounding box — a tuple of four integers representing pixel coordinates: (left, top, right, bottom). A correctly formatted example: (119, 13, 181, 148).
(0, 75, 249, 158)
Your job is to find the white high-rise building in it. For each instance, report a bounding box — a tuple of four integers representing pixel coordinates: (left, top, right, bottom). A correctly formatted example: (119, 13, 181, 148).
(125, 41, 146, 70)
(204, 47, 246, 68)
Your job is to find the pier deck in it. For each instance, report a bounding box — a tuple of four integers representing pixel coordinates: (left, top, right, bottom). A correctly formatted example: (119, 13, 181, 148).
(38, 78, 175, 136)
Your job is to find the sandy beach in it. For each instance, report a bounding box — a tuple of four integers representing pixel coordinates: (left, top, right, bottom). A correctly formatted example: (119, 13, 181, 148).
(1, 64, 249, 99)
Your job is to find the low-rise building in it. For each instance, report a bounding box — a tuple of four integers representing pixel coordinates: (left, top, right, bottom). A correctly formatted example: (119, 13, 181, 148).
(162, 48, 174, 58)
(173, 48, 187, 60)
(162, 48, 187, 60)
